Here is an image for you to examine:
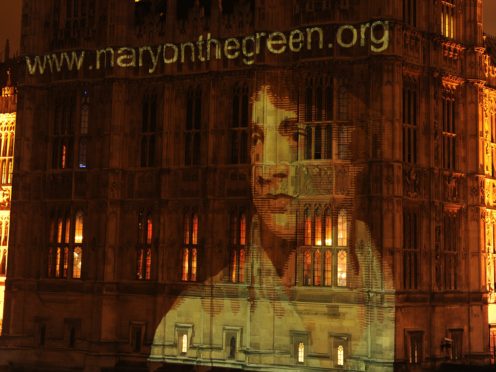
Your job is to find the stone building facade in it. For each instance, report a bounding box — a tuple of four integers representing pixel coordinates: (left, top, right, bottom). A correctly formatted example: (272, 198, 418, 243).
(0, 0, 496, 371)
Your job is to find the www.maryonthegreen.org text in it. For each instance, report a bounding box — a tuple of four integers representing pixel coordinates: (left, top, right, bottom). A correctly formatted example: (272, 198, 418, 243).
(25, 21, 390, 75)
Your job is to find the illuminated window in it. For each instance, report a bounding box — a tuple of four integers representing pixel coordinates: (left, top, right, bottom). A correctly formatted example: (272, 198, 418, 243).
(313, 250, 321, 285)
(302, 206, 339, 287)
(0, 121, 14, 185)
(403, 209, 419, 289)
(136, 212, 152, 280)
(140, 93, 157, 167)
(441, 0, 455, 39)
(52, 95, 75, 170)
(403, 0, 416, 26)
(337, 250, 347, 287)
(297, 342, 305, 363)
(0, 249, 7, 276)
(230, 84, 249, 164)
(442, 91, 456, 170)
(47, 210, 84, 279)
(181, 333, 188, 353)
(337, 345, 344, 366)
(338, 210, 347, 246)
(230, 212, 247, 283)
(185, 87, 202, 166)
(182, 212, 199, 281)
(403, 79, 418, 164)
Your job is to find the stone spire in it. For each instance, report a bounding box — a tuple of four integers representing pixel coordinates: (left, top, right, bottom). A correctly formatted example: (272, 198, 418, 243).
(2, 69, 14, 97)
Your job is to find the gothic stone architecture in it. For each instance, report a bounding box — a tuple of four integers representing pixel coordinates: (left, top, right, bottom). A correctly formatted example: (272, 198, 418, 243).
(1, 0, 496, 371)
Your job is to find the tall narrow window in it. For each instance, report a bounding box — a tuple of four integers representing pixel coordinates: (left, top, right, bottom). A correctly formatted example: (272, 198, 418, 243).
(230, 84, 249, 164)
(403, 209, 419, 289)
(136, 212, 152, 280)
(182, 212, 199, 281)
(185, 87, 202, 166)
(443, 213, 458, 290)
(324, 208, 332, 246)
(297, 342, 305, 363)
(302, 77, 333, 160)
(324, 250, 332, 286)
(230, 212, 247, 283)
(403, 80, 418, 164)
(0, 121, 14, 185)
(47, 210, 84, 279)
(303, 250, 312, 286)
(78, 92, 89, 168)
(313, 250, 321, 285)
(181, 333, 188, 353)
(315, 209, 322, 246)
(337, 250, 347, 286)
(304, 208, 312, 245)
(407, 331, 423, 364)
(338, 210, 348, 246)
(140, 93, 157, 167)
(442, 91, 456, 170)
(441, 0, 455, 39)
(403, 0, 417, 26)
(52, 95, 75, 169)
(337, 345, 344, 366)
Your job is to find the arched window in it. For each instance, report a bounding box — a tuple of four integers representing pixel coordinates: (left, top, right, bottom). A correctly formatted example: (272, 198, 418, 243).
(324, 208, 332, 246)
(315, 208, 322, 246)
(303, 250, 312, 286)
(136, 212, 152, 280)
(230, 212, 247, 283)
(304, 208, 312, 245)
(298, 342, 305, 363)
(337, 250, 347, 287)
(324, 250, 332, 286)
(338, 210, 348, 246)
(181, 333, 188, 353)
(48, 210, 84, 279)
(337, 345, 344, 366)
(182, 212, 199, 281)
(314, 250, 321, 285)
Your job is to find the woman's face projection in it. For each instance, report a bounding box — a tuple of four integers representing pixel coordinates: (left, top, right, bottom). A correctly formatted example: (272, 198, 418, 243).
(251, 85, 299, 240)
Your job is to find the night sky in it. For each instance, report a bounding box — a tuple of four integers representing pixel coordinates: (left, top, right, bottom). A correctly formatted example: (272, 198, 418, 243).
(0, 0, 494, 58)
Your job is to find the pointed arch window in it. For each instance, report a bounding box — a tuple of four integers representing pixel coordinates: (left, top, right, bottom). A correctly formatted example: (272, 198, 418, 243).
(297, 342, 305, 363)
(301, 206, 347, 287)
(136, 211, 152, 280)
(337, 345, 344, 366)
(47, 210, 84, 279)
(182, 212, 199, 281)
(52, 95, 75, 170)
(230, 212, 247, 283)
(338, 210, 348, 246)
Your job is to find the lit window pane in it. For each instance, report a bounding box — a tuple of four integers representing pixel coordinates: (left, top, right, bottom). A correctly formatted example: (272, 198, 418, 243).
(231, 250, 238, 283)
(192, 214, 198, 245)
(73, 247, 82, 279)
(239, 249, 245, 283)
(191, 248, 197, 281)
(337, 250, 347, 286)
(338, 210, 347, 246)
(315, 212, 322, 246)
(305, 213, 312, 246)
(324, 250, 332, 286)
(146, 218, 152, 244)
(314, 250, 321, 285)
(325, 213, 332, 246)
(182, 248, 189, 281)
(303, 250, 312, 286)
(240, 214, 246, 245)
(298, 342, 305, 363)
(181, 334, 188, 353)
(337, 345, 344, 366)
(75, 212, 83, 244)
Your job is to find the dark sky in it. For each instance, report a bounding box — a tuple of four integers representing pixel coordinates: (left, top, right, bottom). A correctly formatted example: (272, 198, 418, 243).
(0, 0, 494, 59)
